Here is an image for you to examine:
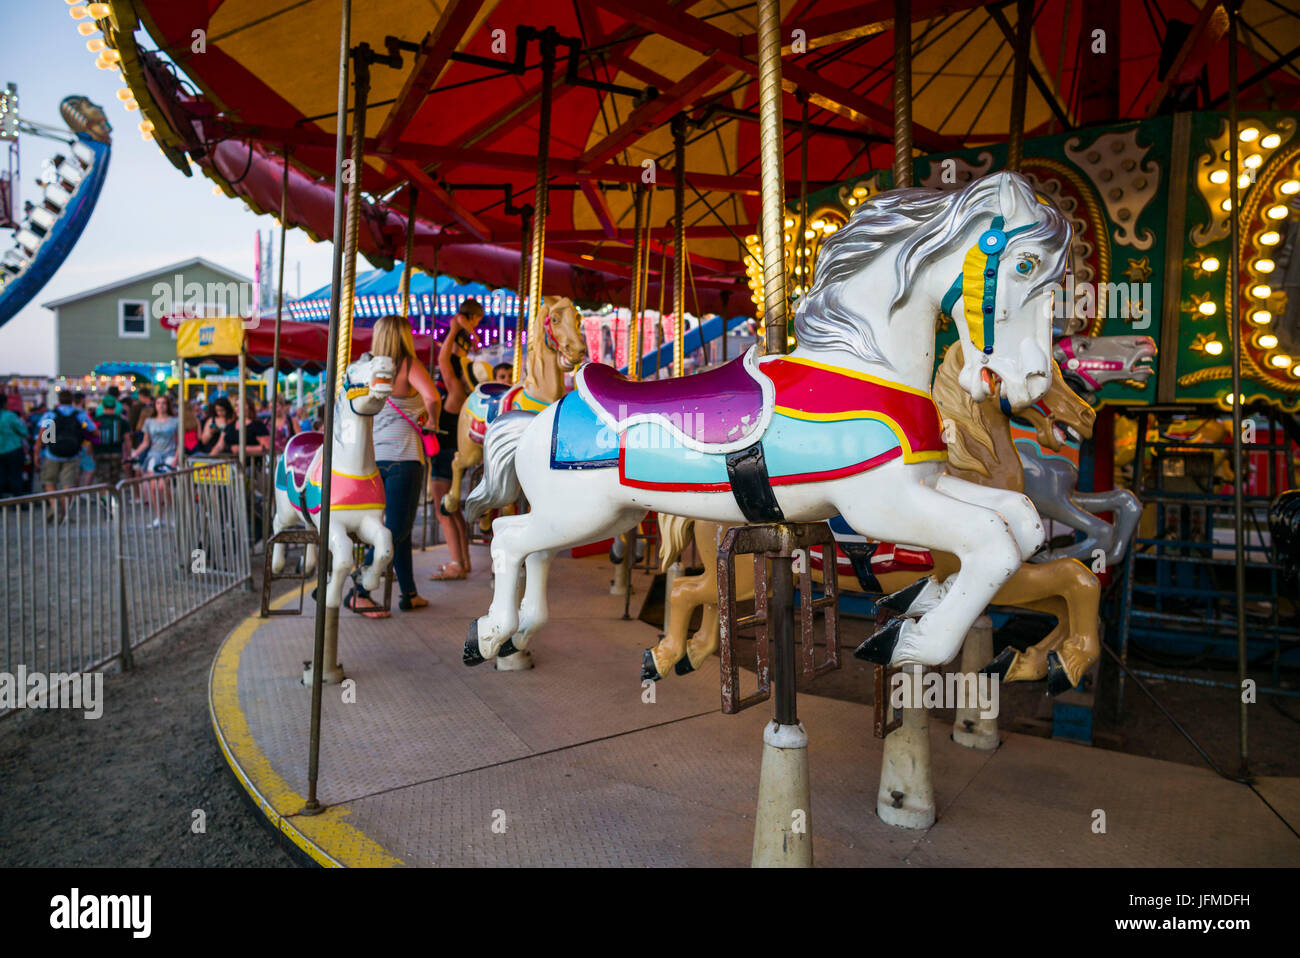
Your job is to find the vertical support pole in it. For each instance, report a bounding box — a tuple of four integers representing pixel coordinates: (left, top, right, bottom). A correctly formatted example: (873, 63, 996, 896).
(400, 186, 417, 320)
(526, 34, 556, 375)
(1227, 0, 1248, 779)
(892, 0, 913, 189)
(672, 113, 687, 377)
(336, 45, 370, 391)
(302, 0, 352, 817)
(797, 91, 809, 303)
(1006, 0, 1031, 173)
(513, 208, 531, 382)
(758, 0, 789, 357)
(627, 184, 645, 380)
(952, 616, 999, 750)
(877, 666, 936, 828)
(263, 147, 290, 554)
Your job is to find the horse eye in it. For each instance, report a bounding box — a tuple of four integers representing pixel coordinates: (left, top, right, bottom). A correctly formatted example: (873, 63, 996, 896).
(1016, 259, 1033, 274)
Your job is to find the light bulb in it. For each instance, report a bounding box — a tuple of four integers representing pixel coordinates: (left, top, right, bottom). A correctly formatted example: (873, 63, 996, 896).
(1258, 334, 1278, 348)
(87, 2, 110, 16)
(1252, 284, 1272, 298)
(1281, 181, 1300, 195)
(1244, 153, 1262, 169)
(1205, 341, 1224, 355)
(1220, 198, 1232, 211)
(1240, 127, 1260, 142)
(1271, 354, 1291, 368)
(86, 37, 105, 52)
(77, 21, 98, 35)
(1198, 300, 1217, 316)
(1201, 256, 1220, 272)
(1261, 134, 1281, 149)
(1266, 205, 1288, 219)
(1251, 310, 1272, 324)
(1255, 259, 1275, 273)
(1260, 231, 1281, 245)
(1209, 169, 1229, 184)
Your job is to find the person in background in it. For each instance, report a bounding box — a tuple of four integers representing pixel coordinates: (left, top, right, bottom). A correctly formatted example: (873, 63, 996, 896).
(493, 362, 513, 384)
(271, 397, 298, 453)
(346, 315, 442, 616)
(431, 299, 483, 581)
(199, 397, 234, 454)
(124, 395, 153, 479)
(181, 403, 201, 455)
(0, 399, 28, 498)
(210, 396, 270, 457)
(91, 392, 129, 487)
(134, 394, 178, 524)
(34, 389, 98, 520)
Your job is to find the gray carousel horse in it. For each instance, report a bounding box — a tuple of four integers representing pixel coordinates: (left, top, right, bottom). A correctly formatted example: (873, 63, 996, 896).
(1018, 335, 1154, 565)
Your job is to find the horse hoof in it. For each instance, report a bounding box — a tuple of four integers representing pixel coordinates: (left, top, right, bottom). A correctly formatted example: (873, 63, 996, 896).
(981, 646, 1017, 681)
(875, 577, 929, 618)
(674, 655, 696, 677)
(463, 620, 486, 666)
(498, 637, 518, 658)
(1045, 651, 1075, 696)
(640, 649, 661, 682)
(854, 616, 906, 664)
(439, 496, 454, 517)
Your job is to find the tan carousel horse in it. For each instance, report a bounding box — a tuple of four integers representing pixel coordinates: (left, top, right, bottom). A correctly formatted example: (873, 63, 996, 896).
(440, 296, 588, 515)
(647, 345, 1103, 694)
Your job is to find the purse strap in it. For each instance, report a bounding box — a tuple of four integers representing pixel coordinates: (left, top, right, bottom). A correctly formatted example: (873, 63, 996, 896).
(387, 398, 425, 434)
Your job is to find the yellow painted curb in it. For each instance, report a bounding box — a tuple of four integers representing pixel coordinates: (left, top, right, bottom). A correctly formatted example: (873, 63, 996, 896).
(208, 588, 405, 867)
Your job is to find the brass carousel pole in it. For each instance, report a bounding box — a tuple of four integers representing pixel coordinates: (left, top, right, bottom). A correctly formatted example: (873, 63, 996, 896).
(303, 0, 353, 816)
(513, 206, 532, 382)
(262, 147, 291, 556)
(1227, 0, 1249, 778)
(525, 33, 557, 375)
(1005, 0, 1031, 173)
(892, 0, 913, 189)
(672, 113, 688, 377)
(627, 184, 646, 380)
(336, 47, 370, 390)
(400, 186, 417, 322)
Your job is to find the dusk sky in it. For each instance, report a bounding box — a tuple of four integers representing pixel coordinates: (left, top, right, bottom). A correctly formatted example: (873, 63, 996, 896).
(1, 1, 338, 375)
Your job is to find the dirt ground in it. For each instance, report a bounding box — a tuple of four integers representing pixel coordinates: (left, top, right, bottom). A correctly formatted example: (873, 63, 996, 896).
(0, 585, 294, 868)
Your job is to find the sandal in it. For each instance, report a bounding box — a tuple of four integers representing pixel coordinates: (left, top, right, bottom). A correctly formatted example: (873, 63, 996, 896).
(429, 561, 466, 581)
(345, 588, 390, 619)
(399, 593, 429, 611)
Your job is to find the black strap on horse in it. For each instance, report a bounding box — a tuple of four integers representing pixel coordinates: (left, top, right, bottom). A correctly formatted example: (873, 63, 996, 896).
(725, 443, 785, 523)
(837, 540, 881, 593)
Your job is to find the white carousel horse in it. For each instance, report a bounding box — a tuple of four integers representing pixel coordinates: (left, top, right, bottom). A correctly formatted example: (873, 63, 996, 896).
(462, 171, 1072, 671)
(271, 353, 396, 609)
(440, 295, 588, 514)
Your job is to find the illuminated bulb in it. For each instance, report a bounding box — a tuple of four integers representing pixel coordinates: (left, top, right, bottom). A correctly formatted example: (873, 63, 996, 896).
(69, 5, 88, 18)
(123, 99, 137, 111)
(1281, 181, 1300, 195)
(102, 49, 120, 62)
(138, 119, 154, 133)
(140, 130, 152, 141)
(1251, 284, 1272, 298)
(87, 2, 110, 15)
(1244, 153, 1262, 169)
(1209, 169, 1229, 184)
(115, 87, 132, 101)
(1258, 334, 1278, 348)
(810, 219, 824, 230)
(1261, 133, 1281, 149)
(783, 217, 794, 229)
(1292, 363, 1300, 377)
(852, 186, 868, 197)
(1197, 300, 1217, 316)
(1220, 198, 1232, 212)
(1251, 310, 1272, 324)
(846, 197, 857, 206)
(86, 37, 105, 52)
(1260, 231, 1281, 245)
(1201, 256, 1220, 272)
(1271, 355, 1291, 368)
(1266, 205, 1289, 219)
(1238, 174, 1252, 189)
(1255, 259, 1275, 273)
(822, 224, 836, 234)
(804, 230, 814, 240)
(1240, 127, 1259, 142)
(77, 21, 98, 35)
(1205, 340, 1224, 356)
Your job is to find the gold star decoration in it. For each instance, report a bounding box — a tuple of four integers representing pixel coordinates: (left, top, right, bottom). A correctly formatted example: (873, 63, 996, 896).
(1124, 256, 1153, 283)
(1190, 331, 1225, 356)
(1185, 291, 1217, 318)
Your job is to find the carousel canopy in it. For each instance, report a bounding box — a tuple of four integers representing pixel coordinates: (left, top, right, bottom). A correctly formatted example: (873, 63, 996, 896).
(288, 262, 519, 324)
(100, 1, 1299, 312)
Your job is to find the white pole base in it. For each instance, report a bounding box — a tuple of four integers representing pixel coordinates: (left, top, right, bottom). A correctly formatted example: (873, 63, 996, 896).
(877, 684, 935, 829)
(953, 615, 999, 751)
(495, 648, 534, 671)
(751, 721, 813, 867)
(303, 607, 346, 685)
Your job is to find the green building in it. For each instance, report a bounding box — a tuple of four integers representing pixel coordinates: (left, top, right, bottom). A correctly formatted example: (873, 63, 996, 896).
(42, 257, 253, 377)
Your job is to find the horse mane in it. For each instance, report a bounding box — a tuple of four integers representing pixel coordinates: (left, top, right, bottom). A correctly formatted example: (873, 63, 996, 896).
(658, 514, 695, 571)
(794, 172, 1071, 369)
(932, 343, 998, 478)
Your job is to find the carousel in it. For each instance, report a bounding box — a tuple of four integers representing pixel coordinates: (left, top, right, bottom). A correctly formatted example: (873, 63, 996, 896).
(96, 0, 1300, 866)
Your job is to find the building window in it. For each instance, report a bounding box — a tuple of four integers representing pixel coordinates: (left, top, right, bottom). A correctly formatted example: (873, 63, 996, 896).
(118, 299, 149, 338)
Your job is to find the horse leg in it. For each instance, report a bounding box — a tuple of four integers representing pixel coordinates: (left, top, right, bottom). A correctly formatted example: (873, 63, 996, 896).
(645, 568, 713, 681)
(466, 503, 645, 664)
(682, 602, 721, 673)
(270, 492, 292, 574)
(1074, 489, 1141, 565)
(357, 513, 393, 593)
(846, 479, 1028, 668)
(324, 523, 354, 609)
(508, 548, 557, 655)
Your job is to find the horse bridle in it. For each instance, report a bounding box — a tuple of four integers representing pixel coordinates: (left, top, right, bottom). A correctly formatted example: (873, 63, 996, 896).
(1054, 336, 1120, 392)
(940, 216, 1040, 356)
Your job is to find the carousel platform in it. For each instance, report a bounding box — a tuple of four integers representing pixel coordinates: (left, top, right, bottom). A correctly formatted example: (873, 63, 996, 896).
(211, 546, 1300, 867)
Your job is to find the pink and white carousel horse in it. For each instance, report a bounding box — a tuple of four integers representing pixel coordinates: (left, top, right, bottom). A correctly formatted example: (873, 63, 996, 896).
(271, 353, 395, 609)
(463, 172, 1071, 671)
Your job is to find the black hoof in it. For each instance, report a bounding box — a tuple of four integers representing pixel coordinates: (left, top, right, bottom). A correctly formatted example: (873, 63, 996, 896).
(1045, 651, 1074, 696)
(498, 637, 519, 658)
(674, 654, 696, 676)
(854, 616, 906, 664)
(463, 620, 486, 666)
(875, 577, 929, 617)
(640, 649, 661, 682)
(439, 496, 454, 516)
(981, 646, 1017, 681)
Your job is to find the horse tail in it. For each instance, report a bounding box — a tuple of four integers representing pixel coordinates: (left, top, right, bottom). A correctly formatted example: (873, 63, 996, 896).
(465, 411, 531, 525)
(657, 513, 695, 572)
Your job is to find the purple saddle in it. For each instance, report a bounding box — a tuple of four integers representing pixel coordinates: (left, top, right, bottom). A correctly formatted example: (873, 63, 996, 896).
(575, 347, 773, 453)
(282, 431, 323, 490)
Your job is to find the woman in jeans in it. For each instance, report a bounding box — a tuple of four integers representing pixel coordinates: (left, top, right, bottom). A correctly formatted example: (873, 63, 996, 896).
(347, 315, 442, 616)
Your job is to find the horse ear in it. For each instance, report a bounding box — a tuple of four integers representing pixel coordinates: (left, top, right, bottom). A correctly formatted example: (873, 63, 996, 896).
(996, 171, 1028, 224)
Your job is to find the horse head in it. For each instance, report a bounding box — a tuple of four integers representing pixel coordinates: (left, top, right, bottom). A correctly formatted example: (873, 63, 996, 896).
(342, 352, 395, 416)
(1016, 359, 1096, 452)
(1054, 334, 1157, 396)
(539, 295, 589, 371)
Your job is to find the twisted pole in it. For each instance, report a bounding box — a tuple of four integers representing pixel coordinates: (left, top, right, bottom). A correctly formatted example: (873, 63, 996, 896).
(757, 0, 789, 355)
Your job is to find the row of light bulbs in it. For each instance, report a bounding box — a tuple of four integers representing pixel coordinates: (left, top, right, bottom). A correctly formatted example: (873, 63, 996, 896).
(67, 0, 155, 141)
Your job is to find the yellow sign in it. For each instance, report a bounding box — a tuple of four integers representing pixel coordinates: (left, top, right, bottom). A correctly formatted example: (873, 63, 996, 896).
(177, 316, 245, 358)
(194, 462, 233, 484)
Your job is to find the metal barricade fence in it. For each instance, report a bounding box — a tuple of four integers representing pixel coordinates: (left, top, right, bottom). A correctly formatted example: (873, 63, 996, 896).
(1, 463, 251, 719)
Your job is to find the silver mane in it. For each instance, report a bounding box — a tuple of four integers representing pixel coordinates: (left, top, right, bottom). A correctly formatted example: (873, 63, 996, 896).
(794, 171, 1071, 368)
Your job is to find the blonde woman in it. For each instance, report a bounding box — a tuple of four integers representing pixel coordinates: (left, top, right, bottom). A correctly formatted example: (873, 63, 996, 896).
(347, 315, 442, 616)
